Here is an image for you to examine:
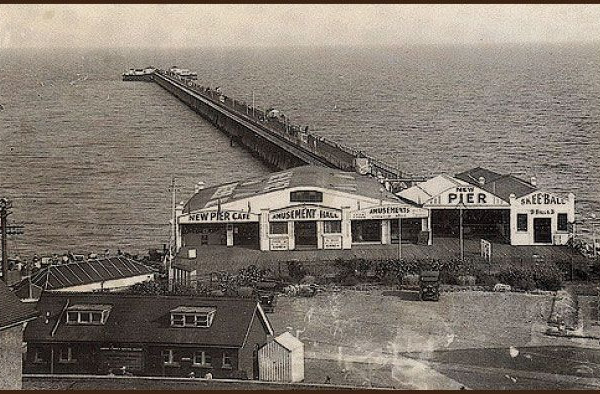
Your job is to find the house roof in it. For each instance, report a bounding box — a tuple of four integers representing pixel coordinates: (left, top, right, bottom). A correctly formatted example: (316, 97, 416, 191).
(24, 293, 273, 347)
(183, 165, 403, 214)
(0, 280, 38, 331)
(14, 256, 155, 294)
(455, 167, 538, 201)
(274, 331, 303, 352)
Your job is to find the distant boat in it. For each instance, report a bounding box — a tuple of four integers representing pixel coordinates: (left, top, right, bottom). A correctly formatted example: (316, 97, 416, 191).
(0, 104, 4, 111)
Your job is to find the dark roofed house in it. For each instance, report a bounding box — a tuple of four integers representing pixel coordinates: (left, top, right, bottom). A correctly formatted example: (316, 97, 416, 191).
(14, 256, 156, 301)
(23, 293, 273, 379)
(0, 280, 38, 389)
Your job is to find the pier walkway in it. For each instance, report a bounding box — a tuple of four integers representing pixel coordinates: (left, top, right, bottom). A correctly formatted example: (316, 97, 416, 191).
(125, 68, 425, 189)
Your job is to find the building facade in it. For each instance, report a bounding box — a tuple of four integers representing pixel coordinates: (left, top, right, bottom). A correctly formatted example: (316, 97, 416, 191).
(0, 280, 38, 389)
(24, 293, 273, 379)
(398, 167, 575, 246)
(175, 166, 429, 254)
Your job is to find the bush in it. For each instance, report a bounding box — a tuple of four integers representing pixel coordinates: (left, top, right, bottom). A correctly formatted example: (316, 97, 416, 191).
(458, 275, 477, 286)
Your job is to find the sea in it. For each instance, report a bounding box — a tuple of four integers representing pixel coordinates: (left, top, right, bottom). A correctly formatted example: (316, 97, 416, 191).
(1, 44, 599, 257)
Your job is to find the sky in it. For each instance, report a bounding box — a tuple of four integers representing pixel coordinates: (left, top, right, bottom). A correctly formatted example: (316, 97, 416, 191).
(1, 4, 599, 48)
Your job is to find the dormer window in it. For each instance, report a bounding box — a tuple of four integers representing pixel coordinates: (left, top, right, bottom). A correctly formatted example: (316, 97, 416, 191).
(66, 304, 112, 325)
(170, 306, 216, 328)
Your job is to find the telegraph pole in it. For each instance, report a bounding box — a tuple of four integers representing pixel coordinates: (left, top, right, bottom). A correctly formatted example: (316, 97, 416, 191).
(168, 177, 177, 292)
(0, 198, 12, 282)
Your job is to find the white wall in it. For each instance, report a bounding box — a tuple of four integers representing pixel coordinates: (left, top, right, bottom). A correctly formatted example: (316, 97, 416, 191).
(509, 192, 575, 245)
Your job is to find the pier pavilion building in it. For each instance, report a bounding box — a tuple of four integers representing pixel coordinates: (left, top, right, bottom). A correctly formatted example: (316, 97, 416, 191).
(174, 166, 429, 255)
(398, 167, 575, 246)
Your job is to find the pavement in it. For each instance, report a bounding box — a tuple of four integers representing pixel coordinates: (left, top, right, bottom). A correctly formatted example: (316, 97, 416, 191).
(175, 238, 584, 274)
(269, 289, 600, 389)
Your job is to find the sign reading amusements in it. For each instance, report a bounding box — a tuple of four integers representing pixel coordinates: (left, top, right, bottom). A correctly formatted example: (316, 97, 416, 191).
(269, 205, 341, 222)
(180, 210, 259, 223)
(350, 204, 429, 220)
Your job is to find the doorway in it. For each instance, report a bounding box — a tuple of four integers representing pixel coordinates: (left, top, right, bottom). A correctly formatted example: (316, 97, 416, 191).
(534, 218, 552, 243)
(294, 221, 317, 248)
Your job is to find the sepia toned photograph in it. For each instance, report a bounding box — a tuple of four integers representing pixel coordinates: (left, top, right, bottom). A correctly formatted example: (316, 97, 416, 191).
(1, 3, 599, 390)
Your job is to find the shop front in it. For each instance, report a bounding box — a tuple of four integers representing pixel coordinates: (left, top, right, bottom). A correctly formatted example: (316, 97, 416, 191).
(263, 205, 344, 251)
(510, 191, 575, 245)
(398, 175, 511, 244)
(178, 209, 260, 249)
(350, 204, 430, 245)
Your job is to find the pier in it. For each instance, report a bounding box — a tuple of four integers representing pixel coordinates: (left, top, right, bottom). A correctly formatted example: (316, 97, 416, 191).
(124, 68, 426, 190)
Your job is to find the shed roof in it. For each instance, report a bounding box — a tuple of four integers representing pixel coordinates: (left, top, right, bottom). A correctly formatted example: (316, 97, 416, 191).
(14, 256, 155, 294)
(183, 165, 404, 214)
(0, 280, 38, 330)
(455, 167, 538, 201)
(274, 331, 304, 352)
(25, 293, 273, 347)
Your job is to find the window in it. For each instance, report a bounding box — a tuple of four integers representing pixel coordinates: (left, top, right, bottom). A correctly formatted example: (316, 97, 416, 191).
(91, 312, 102, 323)
(222, 352, 232, 369)
(193, 351, 212, 367)
(34, 348, 44, 363)
(66, 312, 78, 323)
(162, 349, 177, 365)
(58, 347, 75, 363)
(290, 190, 323, 203)
(195, 315, 208, 327)
(172, 314, 184, 327)
(170, 308, 216, 328)
(185, 315, 195, 326)
(65, 305, 111, 325)
(269, 222, 288, 235)
(517, 214, 528, 232)
(557, 213, 568, 232)
(323, 221, 342, 234)
(351, 220, 381, 242)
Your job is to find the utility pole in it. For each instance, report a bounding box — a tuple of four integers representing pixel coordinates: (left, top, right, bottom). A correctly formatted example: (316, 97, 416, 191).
(0, 198, 12, 282)
(168, 177, 176, 292)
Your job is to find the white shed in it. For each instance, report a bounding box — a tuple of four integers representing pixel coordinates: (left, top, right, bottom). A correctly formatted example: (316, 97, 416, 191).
(258, 331, 304, 382)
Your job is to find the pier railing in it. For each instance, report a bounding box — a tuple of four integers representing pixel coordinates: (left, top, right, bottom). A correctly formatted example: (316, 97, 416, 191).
(155, 70, 428, 187)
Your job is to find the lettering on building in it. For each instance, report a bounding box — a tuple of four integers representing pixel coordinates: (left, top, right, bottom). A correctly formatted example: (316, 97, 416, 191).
(181, 210, 256, 223)
(351, 204, 428, 220)
(448, 187, 487, 204)
(520, 193, 566, 205)
(269, 206, 341, 221)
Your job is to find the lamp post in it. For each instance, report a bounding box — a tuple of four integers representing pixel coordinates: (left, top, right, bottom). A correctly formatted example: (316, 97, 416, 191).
(397, 216, 402, 261)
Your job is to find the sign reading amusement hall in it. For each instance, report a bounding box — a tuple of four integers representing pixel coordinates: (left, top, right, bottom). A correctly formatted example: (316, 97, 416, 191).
(269, 205, 341, 221)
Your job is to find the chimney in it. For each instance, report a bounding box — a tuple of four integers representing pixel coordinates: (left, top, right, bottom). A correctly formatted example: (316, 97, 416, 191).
(188, 249, 197, 259)
(478, 177, 485, 186)
(530, 176, 537, 186)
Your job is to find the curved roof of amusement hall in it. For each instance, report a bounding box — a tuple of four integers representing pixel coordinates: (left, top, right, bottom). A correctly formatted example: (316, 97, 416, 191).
(183, 165, 406, 214)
